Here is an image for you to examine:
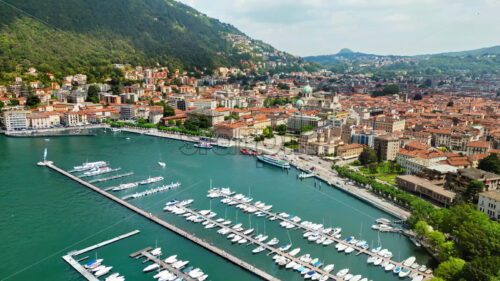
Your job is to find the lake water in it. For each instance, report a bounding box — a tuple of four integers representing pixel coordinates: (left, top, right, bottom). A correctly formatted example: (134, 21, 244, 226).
(0, 130, 431, 281)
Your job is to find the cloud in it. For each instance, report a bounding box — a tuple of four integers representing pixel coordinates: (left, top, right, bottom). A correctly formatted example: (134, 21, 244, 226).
(177, 0, 500, 56)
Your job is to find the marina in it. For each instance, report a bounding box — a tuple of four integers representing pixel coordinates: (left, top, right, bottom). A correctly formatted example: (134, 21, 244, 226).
(106, 176, 164, 192)
(169, 202, 364, 281)
(78, 167, 122, 178)
(41, 161, 281, 281)
(206, 188, 432, 280)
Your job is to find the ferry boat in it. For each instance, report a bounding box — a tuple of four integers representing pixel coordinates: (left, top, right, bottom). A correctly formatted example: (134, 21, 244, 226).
(139, 176, 164, 185)
(194, 142, 212, 149)
(83, 166, 111, 176)
(112, 182, 138, 191)
(256, 155, 290, 169)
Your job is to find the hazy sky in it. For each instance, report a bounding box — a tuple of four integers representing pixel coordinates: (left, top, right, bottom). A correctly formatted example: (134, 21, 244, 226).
(178, 0, 500, 57)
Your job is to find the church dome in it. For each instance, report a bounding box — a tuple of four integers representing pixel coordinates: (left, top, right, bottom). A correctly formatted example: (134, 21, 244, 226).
(303, 85, 313, 93)
(296, 99, 304, 106)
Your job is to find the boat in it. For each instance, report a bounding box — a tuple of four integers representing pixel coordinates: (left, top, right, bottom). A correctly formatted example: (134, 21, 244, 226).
(243, 228, 254, 235)
(366, 256, 376, 264)
(345, 247, 355, 254)
(412, 275, 424, 281)
(350, 275, 362, 281)
(385, 263, 395, 271)
(323, 264, 334, 273)
(95, 266, 113, 277)
(393, 266, 402, 274)
(83, 166, 112, 176)
(376, 218, 392, 225)
(143, 263, 160, 272)
(256, 155, 291, 169)
(73, 161, 107, 172)
(158, 161, 166, 167)
(404, 256, 417, 267)
(267, 238, 279, 246)
(279, 244, 292, 252)
(252, 246, 266, 254)
(288, 248, 301, 256)
(418, 265, 427, 272)
(336, 268, 349, 278)
(84, 259, 103, 269)
(373, 258, 383, 266)
(150, 247, 162, 256)
(140, 176, 164, 185)
(164, 255, 178, 264)
(112, 182, 138, 191)
(370, 246, 381, 253)
(194, 142, 212, 149)
(343, 274, 353, 281)
(399, 268, 411, 277)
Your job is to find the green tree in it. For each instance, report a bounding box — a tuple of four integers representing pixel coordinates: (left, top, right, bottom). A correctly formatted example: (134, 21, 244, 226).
(434, 258, 465, 281)
(111, 85, 121, 95)
(462, 256, 500, 281)
(368, 162, 378, 174)
(439, 241, 458, 261)
(276, 82, 290, 90)
(125, 99, 134, 104)
(168, 120, 174, 125)
(428, 230, 446, 249)
(9, 99, 19, 106)
(0, 100, 4, 110)
(263, 126, 274, 138)
(447, 101, 454, 107)
(175, 120, 182, 127)
(163, 104, 175, 117)
(462, 180, 484, 203)
(414, 221, 430, 238)
(276, 124, 287, 135)
(478, 153, 500, 175)
(300, 125, 314, 133)
(26, 94, 40, 107)
(86, 85, 99, 103)
(358, 147, 378, 165)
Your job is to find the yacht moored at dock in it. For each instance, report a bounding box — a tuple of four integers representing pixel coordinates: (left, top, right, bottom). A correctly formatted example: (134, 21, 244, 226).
(257, 155, 290, 169)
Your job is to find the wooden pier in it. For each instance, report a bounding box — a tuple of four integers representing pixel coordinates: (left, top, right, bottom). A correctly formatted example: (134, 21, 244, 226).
(89, 172, 134, 184)
(136, 249, 197, 281)
(44, 162, 280, 281)
(210, 189, 433, 280)
(62, 230, 140, 281)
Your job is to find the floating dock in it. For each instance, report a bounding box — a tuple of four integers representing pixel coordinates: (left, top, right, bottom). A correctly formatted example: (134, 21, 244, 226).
(89, 172, 134, 184)
(210, 189, 432, 280)
(62, 230, 140, 281)
(43, 162, 280, 281)
(135, 249, 197, 281)
(78, 168, 122, 178)
(122, 182, 181, 200)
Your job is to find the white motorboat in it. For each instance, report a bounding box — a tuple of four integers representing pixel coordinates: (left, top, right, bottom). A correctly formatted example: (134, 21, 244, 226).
(337, 244, 348, 252)
(371, 246, 381, 253)
(345, 247, 355, 254)
(84, 259, 103, 269)
(399, 268, 411, 278)
(412, 275, 424, 281)
(404, 256, 417, 267)
(238, 238, 248, 244)
(343, 274, 353, 280)
(385, 263, 395, 271)
(158, 162, 166, 167)
(252, 246, 266, 253)
(367, 256, 376, 264)
(267, 238, 279, 246)
(164, 255, 178, 264)
(279, 244, 292, 252)
(105, 273, 120, 281)
(95, 266, 113, 277)
(336, 268, 349, 278)
(150, 248, 162, 256)
(350, 275, 362, 281)
(243, 228, 254, 235)
(373, 258, 383, 266)
(143, 263, 160, 272)
(288, 248, 301, 256)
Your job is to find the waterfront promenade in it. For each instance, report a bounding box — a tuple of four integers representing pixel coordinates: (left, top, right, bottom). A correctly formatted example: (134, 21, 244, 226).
(41, 161, 281, 281)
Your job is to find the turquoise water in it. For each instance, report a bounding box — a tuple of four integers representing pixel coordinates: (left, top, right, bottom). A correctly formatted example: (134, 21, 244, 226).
(0, 131, 431, 281)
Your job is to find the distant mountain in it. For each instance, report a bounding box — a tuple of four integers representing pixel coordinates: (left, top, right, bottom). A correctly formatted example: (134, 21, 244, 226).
(303, 46, 500, 76)
(423, 45, 500, 57)
(0, 0, 312, 83)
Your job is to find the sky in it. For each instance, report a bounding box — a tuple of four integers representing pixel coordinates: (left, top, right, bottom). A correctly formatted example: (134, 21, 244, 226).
(177, 0, 500, 57)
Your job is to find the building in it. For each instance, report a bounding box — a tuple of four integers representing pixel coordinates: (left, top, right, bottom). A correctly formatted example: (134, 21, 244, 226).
(214, 120, 250, 139)
(185, 99, 216, 110)
(336, 143, 364, 160)
(186, 108, 224, 127)
(478, 190, 500, 221)
(298, 126, 340, 155)
(447, 168, 500, 192)
(148, 111, 163, 124)
(287, 114, 322, 133)
(62, 112, 79, 126)
(466, 141, 490, 155)
(120, 105, 135, 120)
(374, 135, 400, 161)
(2, 110, 28, 131)
(396, 175, 456, 205)
(363, 117, 405, 133)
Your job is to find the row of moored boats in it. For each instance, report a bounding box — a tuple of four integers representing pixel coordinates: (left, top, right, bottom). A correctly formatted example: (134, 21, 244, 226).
(142, 247, 208, 281)
(83, 258, 123, 280)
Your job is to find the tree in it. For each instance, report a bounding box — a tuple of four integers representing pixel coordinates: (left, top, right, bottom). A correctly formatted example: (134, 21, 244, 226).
(163, 104, 175, 117)
(447, 101, 454, 107)
(300, 125, 314, 133)
(276, 82, 290, 90)
(462, 256, 500, 281)
(125, 99, 134, 104)
(414, 93, 423, 100)
(478, 153, 500, 175)
(358, 147, 378, 165)
(434, 258, 465, 281)
(414, 221, 430, 238)
(462, 180, 484, 203)
(9, 99, 19, 106)
(439, 241, 458, 261)
(86, 85, 100, 103)
(0, 100, 4, 110)
(368, 163, 378, 174)
(175, 120, 182, 127)
(276, 124, 287, 135)
(26, 94, 40, 107)
(111, 85, 121, 95)
(263, 126, 274, 138)
(428, 230, 445, 249)
(168, 120, 174, 125)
